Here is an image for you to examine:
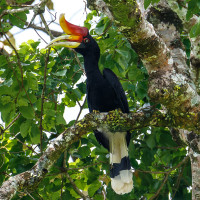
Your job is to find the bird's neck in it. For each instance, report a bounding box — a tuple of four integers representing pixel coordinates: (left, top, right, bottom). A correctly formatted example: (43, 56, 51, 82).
(84, 54, 101, 78)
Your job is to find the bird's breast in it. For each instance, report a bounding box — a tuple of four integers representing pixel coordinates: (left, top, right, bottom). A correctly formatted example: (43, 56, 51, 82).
(86, 79, 119, 112)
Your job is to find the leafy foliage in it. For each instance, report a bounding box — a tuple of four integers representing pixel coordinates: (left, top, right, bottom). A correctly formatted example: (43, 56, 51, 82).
(0, 1, 195, 200)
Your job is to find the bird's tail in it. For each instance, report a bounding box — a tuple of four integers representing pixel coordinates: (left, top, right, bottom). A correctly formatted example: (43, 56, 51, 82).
(109, 132, 133, 195)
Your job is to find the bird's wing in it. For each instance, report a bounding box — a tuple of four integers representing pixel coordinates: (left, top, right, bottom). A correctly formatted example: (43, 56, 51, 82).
(103, 68, 129, 113)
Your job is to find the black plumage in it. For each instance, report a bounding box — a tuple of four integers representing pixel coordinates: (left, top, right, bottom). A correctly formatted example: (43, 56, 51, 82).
(76, 34, 133, 194)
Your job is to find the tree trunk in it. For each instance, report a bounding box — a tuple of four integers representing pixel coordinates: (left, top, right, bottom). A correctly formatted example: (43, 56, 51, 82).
(190, 150, 200, 200)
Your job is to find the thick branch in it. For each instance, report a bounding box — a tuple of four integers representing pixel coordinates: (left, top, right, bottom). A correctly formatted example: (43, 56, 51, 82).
(0, 109, 199, 199)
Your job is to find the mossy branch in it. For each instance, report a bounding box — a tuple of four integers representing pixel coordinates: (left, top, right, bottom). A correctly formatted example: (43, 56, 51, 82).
(0, 108, 200, 199)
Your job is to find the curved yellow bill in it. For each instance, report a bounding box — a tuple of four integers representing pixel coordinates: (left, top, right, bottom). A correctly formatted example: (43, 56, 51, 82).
(46, 35, 81, 49)
(46, 14, 89, 49)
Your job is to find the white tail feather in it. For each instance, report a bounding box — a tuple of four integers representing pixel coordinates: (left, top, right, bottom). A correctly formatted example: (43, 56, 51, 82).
(111, 173, 133, 194)
(109, 132, 133, 194)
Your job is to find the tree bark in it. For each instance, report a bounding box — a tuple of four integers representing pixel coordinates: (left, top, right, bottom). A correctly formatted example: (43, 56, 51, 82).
(190, 150, 200, 200)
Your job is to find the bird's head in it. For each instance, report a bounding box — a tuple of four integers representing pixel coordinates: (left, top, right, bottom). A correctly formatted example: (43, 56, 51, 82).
(47, 14, 100, 58)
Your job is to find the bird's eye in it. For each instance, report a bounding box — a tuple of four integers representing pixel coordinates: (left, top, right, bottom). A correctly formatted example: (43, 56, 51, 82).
(84, 38, 90, 43)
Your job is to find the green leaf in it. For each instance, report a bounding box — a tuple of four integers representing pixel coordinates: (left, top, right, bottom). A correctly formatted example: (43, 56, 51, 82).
(47, 60, 56, 68)
(9, 12, 27, 28)
(128, 66, 144, 81)
(0, 0, 6, 5)
(28, 93, 37, 104)
(0, 102, 15, 124)
(93, 145, 108, 155)
(141, 149, 155, 165)
(78, 146, 91, 158)
(94, 194, 104, 200)
(1, 79, 13, 87)
(1, 96, 11, 105)
(1, 22, 12, 32)
(144, 0, 160, 9)
(20, 120, 31, 137)
(28, 40, 40, 49)
(17, 96, 29, 107)
(19, 42, 30, 54)
(19, 106, 35, 119)
(62, 190, 76, 200)
(27, 72, 38, 90)
(88, 180, 101, 197)
(30, 124, 40, 144)
(146, 134, 156, 149)
(77, 82, 86, 94)
(159, 131, 176, 147)
(95, 17, 110, 35)
(63, 94, 76, 107)
(52, 69, 67, 76)
(115, 49, 131, 63)
(115, 48, 131, 70)
(136, 81, 148, 99)
(44, 109, 56, 117)
(186, 0, 199, 20)
(87, 167, 102, 185)
(56, 113, 66, 125)
(190, 22, 200, 38)
(144, 0, 152, 9)
(0, 55, 7, 67)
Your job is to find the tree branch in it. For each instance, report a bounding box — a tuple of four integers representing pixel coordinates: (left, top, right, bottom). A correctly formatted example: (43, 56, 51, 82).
(24, 22, 63, 37)
(0, 108, 197, 199)
(39, 48, 50, 153)
(0, 0, 48, 19)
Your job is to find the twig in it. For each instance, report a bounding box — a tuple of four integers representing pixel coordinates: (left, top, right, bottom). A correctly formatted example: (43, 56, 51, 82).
(25, 22, 62, 37)
(61, 151, 67, 197)
(15, 138, 39, 155)
(65, 171, 91, 200)
(75, 97, 87, 122)
(156, 146, 183, 150)
(3, 113, 21, 132)
(34, 29, 48, 44)
(39, 13, 54, 40)
(46, 9, 57, 26)
(0, 155, 5, 170)
(136, 169, 168, 174)
(25, 190, 36, 200)
(149, 174, 169, 200)
(39, 48, 50, 153)
(0, 113, 21, 136)
(172, 160, 188, 199)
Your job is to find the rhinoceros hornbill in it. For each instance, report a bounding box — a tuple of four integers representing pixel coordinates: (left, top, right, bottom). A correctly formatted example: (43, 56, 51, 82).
(47, 14, 133, 194)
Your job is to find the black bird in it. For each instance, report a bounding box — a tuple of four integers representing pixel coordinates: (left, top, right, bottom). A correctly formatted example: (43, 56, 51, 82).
(47, 14, 133, 194)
